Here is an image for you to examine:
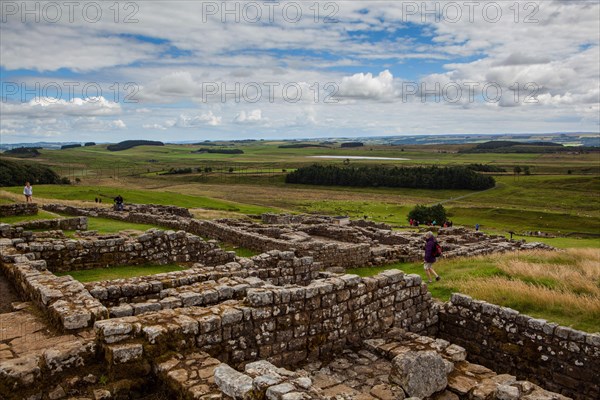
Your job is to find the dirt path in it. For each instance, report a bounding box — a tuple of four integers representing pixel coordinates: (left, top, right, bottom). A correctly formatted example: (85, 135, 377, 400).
(0, 271, 22, 314)
(428, 185, 499, 206)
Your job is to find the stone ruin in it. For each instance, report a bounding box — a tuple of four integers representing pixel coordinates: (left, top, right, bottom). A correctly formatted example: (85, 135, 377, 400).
(40, 206, 553, 271)
(0, 205, 597, 400)
(0, 203, 38, 218)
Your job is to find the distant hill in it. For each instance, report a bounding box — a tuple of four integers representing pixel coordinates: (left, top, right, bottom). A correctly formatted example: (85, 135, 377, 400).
(458, 141, 598, 154)
(107, 140, 164, 151)
(474, 141, 563, 150)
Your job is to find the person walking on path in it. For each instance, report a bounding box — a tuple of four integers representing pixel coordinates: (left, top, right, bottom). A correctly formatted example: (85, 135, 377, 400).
(424, 231, 441, 284)
(475, 223, 480, 231)
(23, 182, 33, 203)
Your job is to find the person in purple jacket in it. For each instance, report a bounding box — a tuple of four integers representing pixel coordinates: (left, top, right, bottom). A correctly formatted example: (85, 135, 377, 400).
(424, 231, 441, 284)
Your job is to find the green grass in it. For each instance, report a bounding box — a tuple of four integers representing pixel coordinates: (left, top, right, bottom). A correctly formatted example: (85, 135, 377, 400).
(347, 250, 600, 333)
(85, 217, 160, 234)
(0, 210, 59, 224)
(30, 141, 599, 174)
(4, 144, 597, 248)
(448, 207, 600, 235)
(451, 175, 600, 218)
(521, 236, 600, 249)
(56, 263, 187, 282)
(348, 258, 506, 302)
(2, 185, 279, 215)
(218, 242, 261, 257)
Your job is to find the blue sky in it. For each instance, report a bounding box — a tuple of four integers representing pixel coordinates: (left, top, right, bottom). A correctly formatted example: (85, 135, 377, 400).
(1, 1, 599, 143)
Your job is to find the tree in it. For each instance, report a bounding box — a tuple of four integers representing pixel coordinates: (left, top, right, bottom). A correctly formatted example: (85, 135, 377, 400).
(407, 204, 447, 225)
(513, 166, 522, 180)
(523, 166, 531, 175)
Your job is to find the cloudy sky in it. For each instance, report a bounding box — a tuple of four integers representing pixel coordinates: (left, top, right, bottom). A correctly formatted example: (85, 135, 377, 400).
(1, 0, 599, 143)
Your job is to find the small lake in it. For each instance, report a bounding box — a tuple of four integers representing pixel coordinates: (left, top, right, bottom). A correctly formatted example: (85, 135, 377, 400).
(308, 156, 411, 161)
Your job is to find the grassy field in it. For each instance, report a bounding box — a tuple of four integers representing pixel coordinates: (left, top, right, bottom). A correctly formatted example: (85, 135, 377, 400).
(1, 184, 279, 215)
(56, 263, 187, 282)
(0, 210, 60, 224)
(218, 242, 260, 258)
(85, 217, 159, 234)
(5, 141, 599, 175)
(348, 249, 600, 333)
(3, 141, 599, 332)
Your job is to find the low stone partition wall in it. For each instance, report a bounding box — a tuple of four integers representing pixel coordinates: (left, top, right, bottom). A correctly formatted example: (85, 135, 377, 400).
(14, 229, 235, 272)
(299, 224, 371, 244)
(125, 203, 193, 218)
(438, 293, 600, 400)
(0, 255, 108, 330)
(95, 270, 437, 373)
(41, 206, 556, 271)
(0, 203, 38, 217)
(0, 223, 35, 240)
(262, 213, 333, 225)
(107, 275, 266, 317)
(12, 216, 87, 231)
(189, 219, 373, 270)
(85, 251, 322, 314)
(262, 213, 392, 230)
(189, 219, 297, 252)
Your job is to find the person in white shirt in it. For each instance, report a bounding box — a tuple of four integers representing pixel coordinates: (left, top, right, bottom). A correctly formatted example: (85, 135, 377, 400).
(23, 182, 33, 203)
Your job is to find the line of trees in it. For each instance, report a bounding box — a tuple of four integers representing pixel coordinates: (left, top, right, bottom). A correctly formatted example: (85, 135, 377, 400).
(192, 148, 244, 154)
(107, 140, 164, 151)
(4, 147, 41, 157)
(466, 163, 506, 173)
(60, 144, 81, 150)
(0, 159, 69, 186)
(340, 142, 364, 148)
(286, 165, 495, 190)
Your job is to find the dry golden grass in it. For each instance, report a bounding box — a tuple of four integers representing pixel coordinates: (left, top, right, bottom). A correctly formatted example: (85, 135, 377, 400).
(447, 249, 600, 331)
(497, 249, 600, 296)
(0, 189, 111, 209)
(453, 277, 600, 318)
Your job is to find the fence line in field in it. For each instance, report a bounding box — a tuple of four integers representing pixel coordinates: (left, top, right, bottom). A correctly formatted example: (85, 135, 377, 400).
(53, 163, 290, 182)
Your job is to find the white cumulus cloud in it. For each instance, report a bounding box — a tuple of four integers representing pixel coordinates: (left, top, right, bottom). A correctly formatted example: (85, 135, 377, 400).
(234, 109, 267, 124)
(338, 70, 397, 101)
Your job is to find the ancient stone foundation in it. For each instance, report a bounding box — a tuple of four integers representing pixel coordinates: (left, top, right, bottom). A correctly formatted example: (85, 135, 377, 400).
(42, 205, 554, 271)
(0, 203, 38, 217)
(438, 294, 600, 400)
(0, 209, 595, 400)
(12, 229, 234, 272)
(11, 216, 88, 231)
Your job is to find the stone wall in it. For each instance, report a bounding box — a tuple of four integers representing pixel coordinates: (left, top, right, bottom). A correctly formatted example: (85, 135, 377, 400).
(0, 203, 38, 217)
(84, 251, 322, 310)
(42, 205, 556, 271)
(438, 293, 600, 400)
(95, 269, 437, 372)
(14, 229, 235, 272)
(125, 203, 193, 218)
(12, 216, 87, 231)
(0, 223, 35, 240)
(0, 254, 108, 330)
